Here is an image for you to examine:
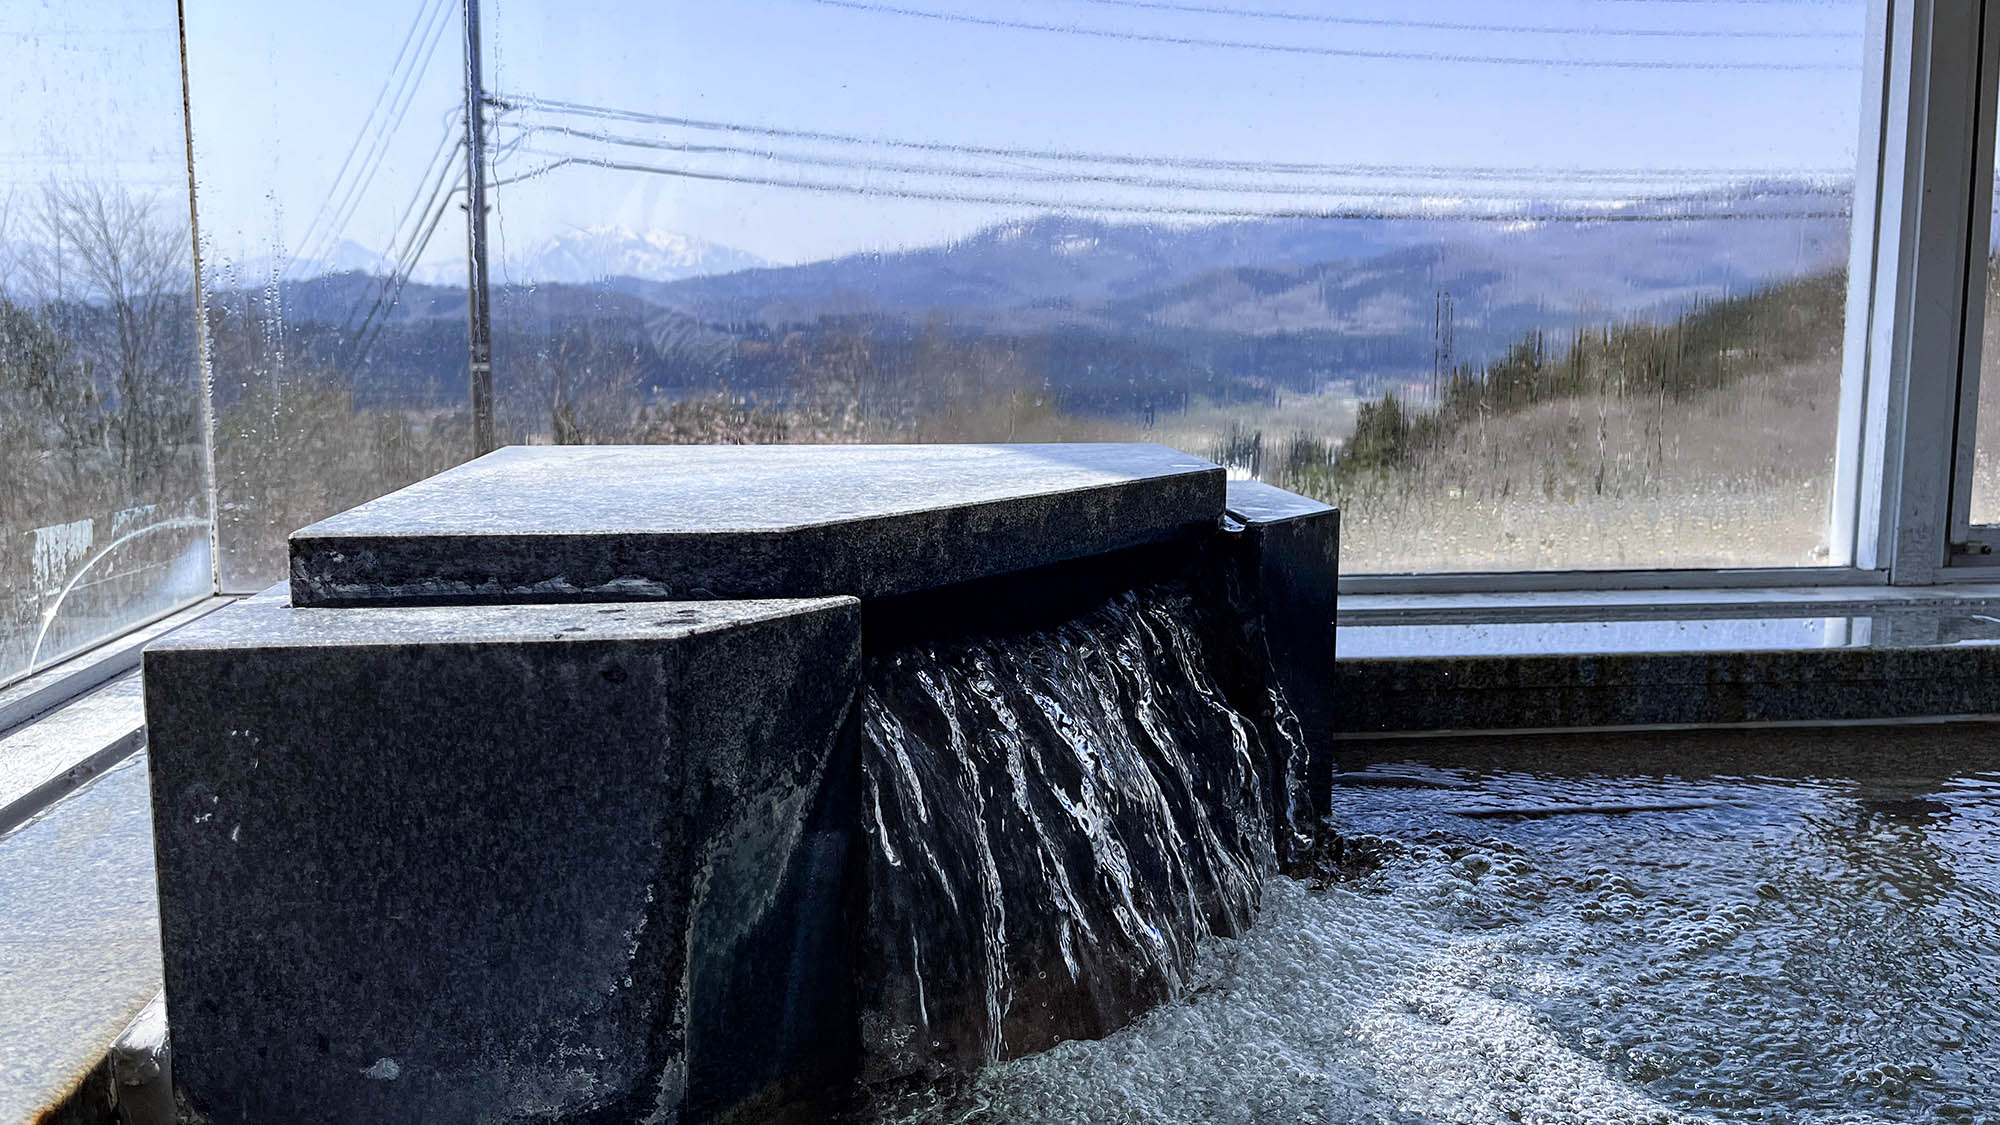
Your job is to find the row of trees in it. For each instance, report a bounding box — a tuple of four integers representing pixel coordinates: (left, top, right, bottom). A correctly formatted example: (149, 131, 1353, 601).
(1334, 270, 1848, 480)
(1, 182, 210, 678)
(1, 182, 205, 515)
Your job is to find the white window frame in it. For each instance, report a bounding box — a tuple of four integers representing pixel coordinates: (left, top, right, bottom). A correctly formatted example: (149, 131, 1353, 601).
(1949, 0, 2000, 563)
(1348, 0, 2000, 597)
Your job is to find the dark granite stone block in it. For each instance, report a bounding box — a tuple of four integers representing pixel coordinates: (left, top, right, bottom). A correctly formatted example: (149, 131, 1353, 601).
(142, 589, 862, 1124)
(1224, 480, 1339, 814)
(289, 444, 1225, 608)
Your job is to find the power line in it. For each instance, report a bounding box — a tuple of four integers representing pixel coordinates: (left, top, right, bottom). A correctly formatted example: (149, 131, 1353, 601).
(297, 0, 456, 272)
(345, 160, 464, 365)
(518, 120, 1850, 203)
(357, 121, 464, 287)
(1594, 0, 1858, 5)
(314, 0, 458, 265)
(288, 0, 448, 274)
(340, 130, 465, 342)
(349, 172, 463, 367)
(497, 93, 1854, 182)
(806, 0, 1859, 71)
(1070, 0, 1852, 39)
(494, 147, 1852, 223)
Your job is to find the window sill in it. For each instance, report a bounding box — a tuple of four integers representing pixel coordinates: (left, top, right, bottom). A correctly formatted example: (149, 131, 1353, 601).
(1336, 583, 2000, 736)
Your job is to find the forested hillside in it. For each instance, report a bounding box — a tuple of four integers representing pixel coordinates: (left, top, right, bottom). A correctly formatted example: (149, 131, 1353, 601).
(1241, 268, 1851, 572)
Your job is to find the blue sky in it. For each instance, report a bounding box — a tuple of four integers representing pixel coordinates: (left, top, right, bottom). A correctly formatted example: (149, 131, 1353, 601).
(8, 0, 1869, 274)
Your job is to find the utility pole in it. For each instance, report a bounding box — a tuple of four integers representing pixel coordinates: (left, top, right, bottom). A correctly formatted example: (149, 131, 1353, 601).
(1431, 290, 1453, 405)
(462, 0, 496, 455)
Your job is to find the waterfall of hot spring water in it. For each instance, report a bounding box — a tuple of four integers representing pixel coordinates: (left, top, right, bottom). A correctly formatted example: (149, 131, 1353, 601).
(854, 580, 1308, 1090)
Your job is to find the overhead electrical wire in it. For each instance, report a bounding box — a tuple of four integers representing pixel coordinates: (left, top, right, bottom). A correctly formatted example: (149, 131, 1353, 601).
(492, 147, 1851, 223)
(514, 119, 1849, 203)
(341, 129, 466, 358)
(347, 173, 461, 367)
(286, 0, 442, 275)
(494, 93, 1854, 183)
(1594, 0, 1858, 6)
(292, 0, 455, 274)
(343, 138, 462, 336)
(1069, 0, 1852, 39)
(339, 119, 463, 320)
(804, 0, 1860, 71)
(313, 0, 458, 267)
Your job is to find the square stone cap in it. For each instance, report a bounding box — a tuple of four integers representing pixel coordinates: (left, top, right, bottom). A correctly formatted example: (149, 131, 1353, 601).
(1225, 479, 1336, 527)
(147, 586, 858, 653)
(288, 443, 1224, 606)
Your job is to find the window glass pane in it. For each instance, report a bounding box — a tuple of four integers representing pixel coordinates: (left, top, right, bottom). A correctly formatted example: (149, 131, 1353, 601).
(475, 0, 1866, 574)
(184, 1, 474, 592)
(189, 0, 1868, 581)
(1970, 112, 2000, 527)
(1, 6, 211, 686)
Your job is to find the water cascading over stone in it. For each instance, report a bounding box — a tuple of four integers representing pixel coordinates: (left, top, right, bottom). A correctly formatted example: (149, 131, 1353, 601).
(858, 583, 1306, 1085)
(143, 444, 1336, 1124)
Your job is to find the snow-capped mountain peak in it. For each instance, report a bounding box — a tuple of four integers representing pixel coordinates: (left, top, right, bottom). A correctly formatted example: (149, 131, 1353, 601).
(501, 225, 769, 284)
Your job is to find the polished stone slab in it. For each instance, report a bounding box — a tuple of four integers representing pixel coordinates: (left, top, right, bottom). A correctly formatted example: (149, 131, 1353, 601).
(0, 755, 162, 1125)
(288, 443, 1225, 606)
(1225, 481, 1338, 812)
(0, 673, 144, 836)
(143, 588, 862, 1124)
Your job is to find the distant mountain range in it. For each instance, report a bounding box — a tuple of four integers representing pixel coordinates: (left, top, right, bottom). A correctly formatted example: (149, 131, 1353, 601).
(627, 184, 1850, 347)
(208, 182, 1856, 414)
(211, 225, 770, 289)
(487, 226, 772, 286)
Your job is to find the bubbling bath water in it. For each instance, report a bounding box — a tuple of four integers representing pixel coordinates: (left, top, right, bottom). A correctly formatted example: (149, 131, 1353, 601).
(878, 732, 2000, 1124)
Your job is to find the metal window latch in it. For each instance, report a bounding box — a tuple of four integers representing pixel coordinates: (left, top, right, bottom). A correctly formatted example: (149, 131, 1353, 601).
(1951, 540, 1996, 557)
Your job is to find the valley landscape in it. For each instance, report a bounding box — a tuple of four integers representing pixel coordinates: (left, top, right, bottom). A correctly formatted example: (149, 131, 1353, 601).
(200, 181, 1853, 577)
(3, 178, 1862, 685)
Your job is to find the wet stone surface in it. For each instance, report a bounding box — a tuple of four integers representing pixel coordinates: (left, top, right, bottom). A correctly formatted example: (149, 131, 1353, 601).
(288, 443, 1225, 607)
(143, 588, 861, 1125)
(1224, 480, 1338, 811)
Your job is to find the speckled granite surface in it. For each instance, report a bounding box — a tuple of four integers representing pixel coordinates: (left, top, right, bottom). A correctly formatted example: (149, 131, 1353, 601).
(289, 443, 1224, 607)
(0, 755, 160, 1125)
(143, 588, 862, 1124)
(1225, 481, 1339, 809)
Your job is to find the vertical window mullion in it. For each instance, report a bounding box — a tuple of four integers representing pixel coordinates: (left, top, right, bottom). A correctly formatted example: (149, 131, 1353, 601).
(1949, 0, 2000, 557)
(1833, 0, 1898, 571)
(1856, 0, 1988, 584)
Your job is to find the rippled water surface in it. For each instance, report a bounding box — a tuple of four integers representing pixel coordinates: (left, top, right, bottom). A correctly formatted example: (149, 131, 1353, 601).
(882, 727, 2000, 1124)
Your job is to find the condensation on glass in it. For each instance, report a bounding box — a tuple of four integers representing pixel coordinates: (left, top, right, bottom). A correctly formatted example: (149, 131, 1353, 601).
(157, 0, 1872, 595)
(463, 0, 1867, 574)
(0, 5, 211, 687)
(183, 0, 474, 592)
(1969, 111, 2000, 528)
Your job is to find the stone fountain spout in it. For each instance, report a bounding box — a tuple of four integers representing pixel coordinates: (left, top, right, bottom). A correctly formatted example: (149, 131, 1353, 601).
(142, 443, 1337, 1123)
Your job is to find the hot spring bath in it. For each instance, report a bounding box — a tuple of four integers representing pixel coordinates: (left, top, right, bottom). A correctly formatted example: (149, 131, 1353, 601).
(876, 724, 2000, 1124)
